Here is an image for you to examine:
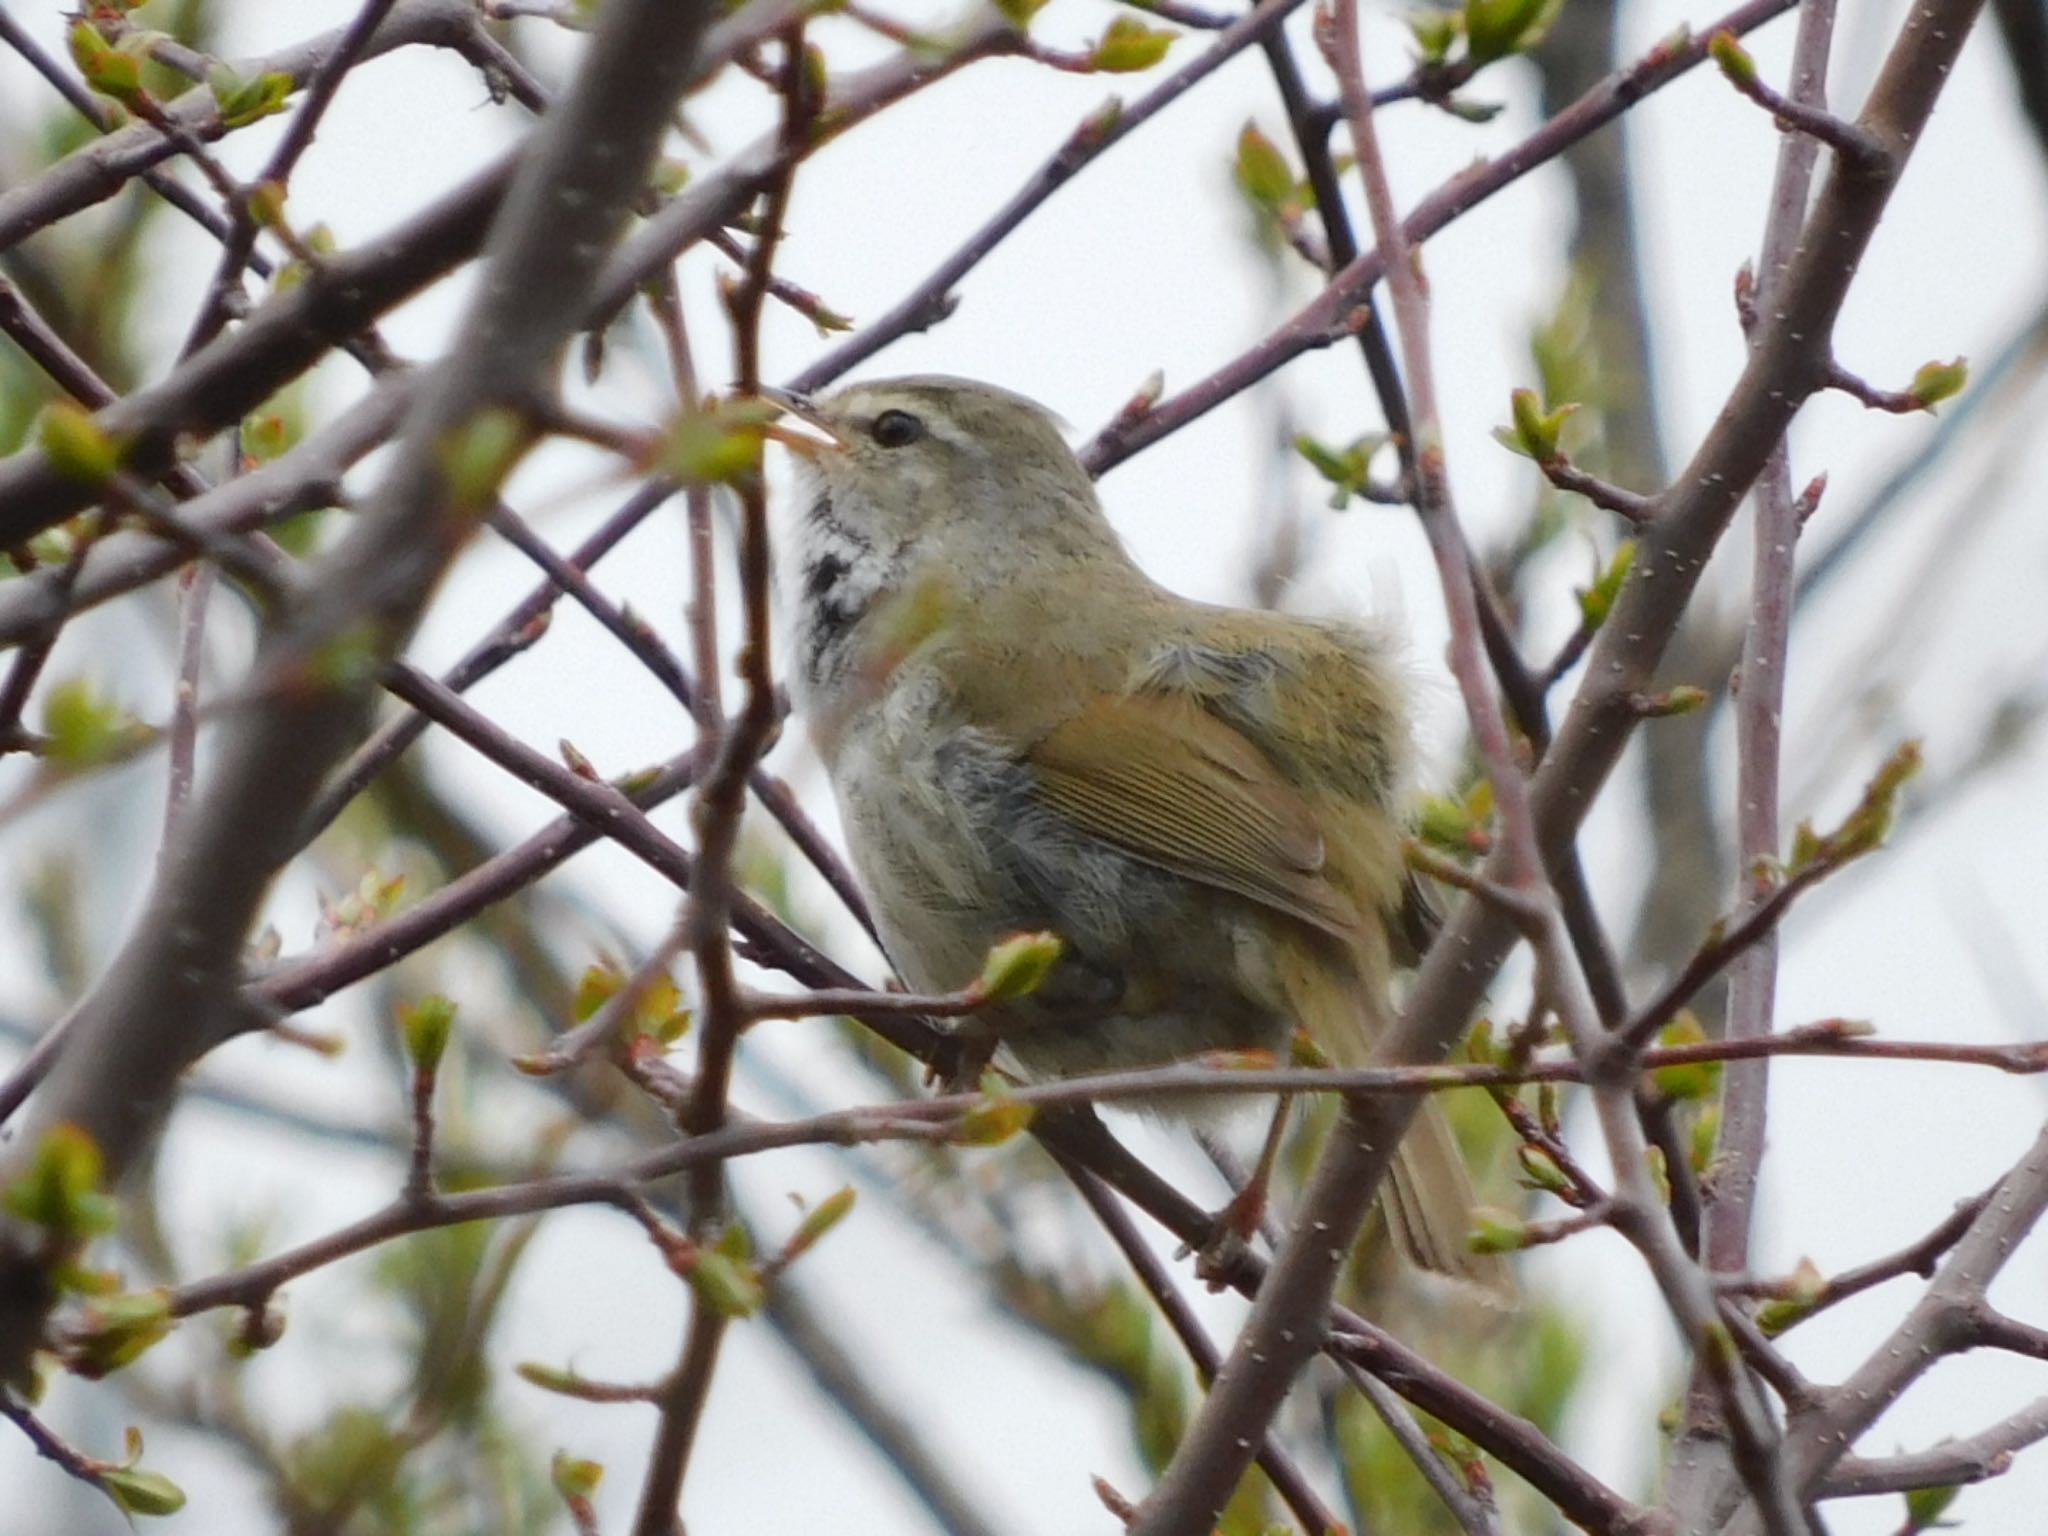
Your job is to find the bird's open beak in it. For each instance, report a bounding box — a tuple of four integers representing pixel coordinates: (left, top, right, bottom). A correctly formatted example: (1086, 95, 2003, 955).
(757, 386, 845, 456)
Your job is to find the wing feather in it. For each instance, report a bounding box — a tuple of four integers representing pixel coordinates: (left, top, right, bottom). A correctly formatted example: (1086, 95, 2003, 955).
(1025, 693, 1360, 939)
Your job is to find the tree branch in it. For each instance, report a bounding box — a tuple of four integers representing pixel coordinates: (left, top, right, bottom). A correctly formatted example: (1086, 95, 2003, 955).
(0, 0, 726, 1388)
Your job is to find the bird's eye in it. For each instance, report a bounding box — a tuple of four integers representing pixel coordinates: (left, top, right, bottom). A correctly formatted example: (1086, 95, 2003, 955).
(870, 409, 924, 448)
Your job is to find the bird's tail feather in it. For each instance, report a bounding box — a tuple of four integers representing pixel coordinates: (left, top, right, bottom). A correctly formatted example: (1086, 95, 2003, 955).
(1380, 1097, 1515, 1297)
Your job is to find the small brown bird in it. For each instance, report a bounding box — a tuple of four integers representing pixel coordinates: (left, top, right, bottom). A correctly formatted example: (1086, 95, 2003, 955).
(772, 374, 1499, 1287)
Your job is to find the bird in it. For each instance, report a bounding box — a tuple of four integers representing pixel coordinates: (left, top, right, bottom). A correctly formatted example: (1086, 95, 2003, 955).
(767, 373, 1501, 1289)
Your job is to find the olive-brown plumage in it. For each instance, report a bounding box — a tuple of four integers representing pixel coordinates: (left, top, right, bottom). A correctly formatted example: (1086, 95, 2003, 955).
(777, 375, 1500, 1287)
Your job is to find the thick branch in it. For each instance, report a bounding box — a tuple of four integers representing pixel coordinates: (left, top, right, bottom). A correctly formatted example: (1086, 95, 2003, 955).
(0, 0, 725, 1388)
(1772, 1119, 2048, 1510)
(0, 0, 484, 252)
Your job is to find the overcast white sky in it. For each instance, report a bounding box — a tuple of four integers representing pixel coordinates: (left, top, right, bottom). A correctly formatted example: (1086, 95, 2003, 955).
(2, 0, 2046, 1531)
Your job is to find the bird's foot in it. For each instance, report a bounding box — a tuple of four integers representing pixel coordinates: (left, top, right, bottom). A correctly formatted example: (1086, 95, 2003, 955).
(927, 1021, 1000, 1096)
(1183, 1184, 1267, 1292)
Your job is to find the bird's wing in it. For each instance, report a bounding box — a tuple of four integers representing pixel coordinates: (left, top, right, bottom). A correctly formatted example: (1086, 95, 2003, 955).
(1023, 691, 1361, 940)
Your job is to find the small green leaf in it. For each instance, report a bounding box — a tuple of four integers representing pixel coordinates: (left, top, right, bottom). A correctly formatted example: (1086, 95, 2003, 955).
(211, 67, 295, 129)
(555, 959, 690, 1051)
(551, 1449, 605, 1501)
(1090, 16, 1177, 72)
(683, 1248, 765, 1317)
(652, 156, 691, 196)
(398, 994, 456, 1074)
(1754, 1296, 1811, 1337)
(244, 178, 288, 228)
(69, 22, 144, 103)
(38, 402, 122, 484)
(1516, 1143, 1572, 1196)
(1293, 432, 1385, 509)
(1707, 29, 1757, 87)
(1785, 739, 1921, 875)
(975, 930, 1063, 1002)
(302, 620, 387, 692)
(1902, 1478, 1963, 1531)
(1461, 1017, 1501, 1066)
(243, 411, 293, 462)
(1408, 10, 1458, 64)
(1752, 1255, 1830, 1338)
(5, 1122, 117, 1239)
(519, 1361, 586, 1395)
(957, 1092, 1035, 1146)
(1689, 1102, 1720, 1173)
(1909, 356, 1968, 411)
(436, 406, 531, 514)
(1576, 539, 1637, 629)
(1504, 386, 1576, 462)
(54, 1260, 122, 1297)
(806, 303, 854, 337)
(70, 1290, 174, 1378)
(994, 0, 1051, 27)
(1466, 1205, 1528, 1254)
(571, 959, 624, 1022)
(663, 399, 775, 485)
(100, 1465, 187, 1517)
(1637, 685, 1708, 718)
(781, 1187, 856, 1266)
(1416, 787, 1491, 854)
(41, 679, 146, 768)
(1465, 0, 1550, 62)
(1233, 123, 1294, 210)
(1441, 96, 1506, 124)
(1649, 1013, 1720, 1102)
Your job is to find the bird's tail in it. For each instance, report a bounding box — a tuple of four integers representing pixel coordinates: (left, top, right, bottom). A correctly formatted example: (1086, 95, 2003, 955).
(1295, 933, 1515, 1298)
(1380, 1096, 1514, 1296)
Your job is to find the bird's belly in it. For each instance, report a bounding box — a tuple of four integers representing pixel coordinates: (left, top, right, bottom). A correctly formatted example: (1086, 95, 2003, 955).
(831, 706, 1302, 1077)
(828, 704, 1009, 994)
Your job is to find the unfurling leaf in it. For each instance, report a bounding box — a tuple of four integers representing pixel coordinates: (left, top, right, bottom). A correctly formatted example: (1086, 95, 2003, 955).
(100, 1466, 187, 1517)
(1233, 123, 1294, 210)
(437, 407, 532, 514)
(1408, 10, 1458, 64)
(1909, 356, 1968, 411)
(1707, 29, 1757, 87)
(70, 1290, 174, 1378)
(1293, 432, 1387, 508)
(398, 994, 457, 1074)
(38, 402, 122, 485)
(69, 22, 145, 104)
(5, 1123, 116, 1240)
(1516, 1143, 1572, 1197)
(1575, 539, 1637, 629)
(957, 1091, 1036, 1146)
(1649, 1013, 1720, 1101)
(1786, 740, 1921, 874)
(41, 679, 148, 768)
(1755, 1257, 1827, 1337)
(1466, 1205, 1529, 1254)
(683, 1248, 765, 1317)
(1090, 16, 1177, 72)
(1901, 1478, 1963, 1531)
(782, 1186, 857, 1266)
(1690, 1103, 1721, 1173)
(976, 930, 1063, 1002)
(662, 398, 777, 484)
(1464, 0, 1552, 62)
(208, 64, 295, 128)
(551, 1449, 606, 1501)
(1502, 386, 1577, 462)
(994, 0, 1051, 27)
